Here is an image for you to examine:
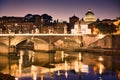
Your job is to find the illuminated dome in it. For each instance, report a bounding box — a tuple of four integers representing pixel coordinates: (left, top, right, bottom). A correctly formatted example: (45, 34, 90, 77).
(85, 10, 94, 16)
(84, 9, 96, 23)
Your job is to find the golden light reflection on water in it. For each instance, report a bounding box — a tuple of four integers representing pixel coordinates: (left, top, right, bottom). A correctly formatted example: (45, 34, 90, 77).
(93, 63, 105, 75)
(99, 63, 105, 75)
(0, 51, 120, 79)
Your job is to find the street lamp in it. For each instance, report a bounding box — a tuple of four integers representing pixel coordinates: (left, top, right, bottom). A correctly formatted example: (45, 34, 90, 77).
(14, 23, 18, 34)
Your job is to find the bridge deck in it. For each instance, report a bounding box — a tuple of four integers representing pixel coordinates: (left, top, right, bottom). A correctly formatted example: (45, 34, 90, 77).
(0, 34, 82, 36)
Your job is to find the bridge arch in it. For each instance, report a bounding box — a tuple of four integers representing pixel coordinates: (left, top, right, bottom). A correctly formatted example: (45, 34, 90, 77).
(54, 38, 81, 50)
(16, 37, 50, 51)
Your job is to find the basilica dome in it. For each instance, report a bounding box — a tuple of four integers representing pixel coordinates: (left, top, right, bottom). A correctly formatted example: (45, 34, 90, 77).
(84, 9, 96, 23)
(85, 10, 94, 16)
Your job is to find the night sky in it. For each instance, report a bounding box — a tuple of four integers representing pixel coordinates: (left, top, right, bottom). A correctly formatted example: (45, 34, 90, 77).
(0, 0, 119, 21)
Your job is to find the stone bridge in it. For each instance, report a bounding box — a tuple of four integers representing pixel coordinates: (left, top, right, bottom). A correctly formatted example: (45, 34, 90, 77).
(0, 34, 100, 53)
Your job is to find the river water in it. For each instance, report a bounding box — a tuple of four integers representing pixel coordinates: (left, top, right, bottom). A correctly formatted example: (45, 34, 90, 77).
(0, 50, 120, 79)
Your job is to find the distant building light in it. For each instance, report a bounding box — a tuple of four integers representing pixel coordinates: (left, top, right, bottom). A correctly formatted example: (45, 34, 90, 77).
(71, 29, 77, 34)
(80, 24, 91, 34)
(15, 23, 18, 26)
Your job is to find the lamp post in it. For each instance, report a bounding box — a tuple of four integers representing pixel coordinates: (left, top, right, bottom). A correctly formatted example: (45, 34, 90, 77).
(14, 23, 18, 34)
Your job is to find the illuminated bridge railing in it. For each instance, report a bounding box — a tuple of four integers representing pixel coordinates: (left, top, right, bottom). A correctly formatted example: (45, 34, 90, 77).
(0, 34, 82, 36)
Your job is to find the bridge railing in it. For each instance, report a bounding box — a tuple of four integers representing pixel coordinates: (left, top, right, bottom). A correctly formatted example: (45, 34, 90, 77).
(0, 34, 82, 36)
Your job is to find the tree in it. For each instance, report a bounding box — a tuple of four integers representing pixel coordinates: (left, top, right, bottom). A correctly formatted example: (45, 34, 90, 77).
(96, 22, 117, 34)
(41, 14, 52, 25)
(24, 14, 33, 22)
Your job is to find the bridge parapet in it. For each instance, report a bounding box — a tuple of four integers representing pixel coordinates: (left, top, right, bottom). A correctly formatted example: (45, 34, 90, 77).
(0, 34, 99, 53)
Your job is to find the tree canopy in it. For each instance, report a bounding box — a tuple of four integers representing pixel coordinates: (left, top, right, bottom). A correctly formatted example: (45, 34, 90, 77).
(41, 14, 52, 23)
(95, 22, 117, 34)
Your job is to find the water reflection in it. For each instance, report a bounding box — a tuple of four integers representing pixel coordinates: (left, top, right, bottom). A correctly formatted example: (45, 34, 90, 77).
(0, 50, 120, 79)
